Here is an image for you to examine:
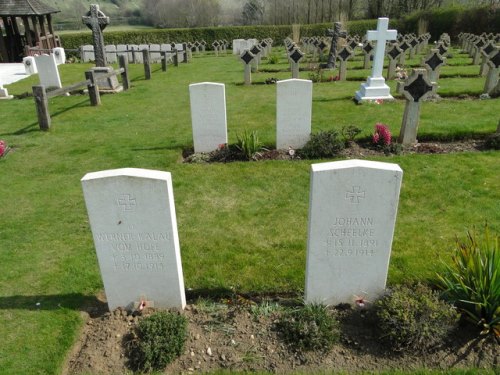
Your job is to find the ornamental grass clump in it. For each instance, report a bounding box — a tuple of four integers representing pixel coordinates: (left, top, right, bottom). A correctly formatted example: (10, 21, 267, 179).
(375, 283, 459, 352)
(437, 226, 500, 338)
(236, 129, 262, 160)
(276, 303, 340, 352)
(128, 311, 188, 372)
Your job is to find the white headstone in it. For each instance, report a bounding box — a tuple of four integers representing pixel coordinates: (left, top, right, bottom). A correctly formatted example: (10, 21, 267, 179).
(53, 47, 66, 65)
(355, 18, 397, 102)
(105, 45, 117, 64)
(82, 44, 95, 62)
(233, 39, 245, 55)
(81, 168, 186, 311)
(189, 82, 228, 153)
(23, 56, 37, 75)
(276, 79, 312, 149)
(0, 84, 13, 99)
(116, 44, 128, 62)
(305, 159, 403, 306)
(149, 44, 161, 63)
(160, 44, 172, 62)
(127, 45, 139, 63)
(34, 54, 62, 89)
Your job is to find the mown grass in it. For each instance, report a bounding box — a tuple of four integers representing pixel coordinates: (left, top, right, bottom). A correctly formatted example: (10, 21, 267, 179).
(0, 44, 498, 374)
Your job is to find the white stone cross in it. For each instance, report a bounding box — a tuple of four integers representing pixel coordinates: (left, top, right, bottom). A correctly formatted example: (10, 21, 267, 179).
(367, 18, 397, 79)
(355, 17, 398, 102)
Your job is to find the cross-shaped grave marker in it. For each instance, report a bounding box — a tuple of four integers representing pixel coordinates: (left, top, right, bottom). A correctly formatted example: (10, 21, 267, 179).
(82, 4, 110, 67)
(424, 49, 445, 83)
(355, 17, 398, 102)
(325, 22, 347, 69)
(397, 68, 436, 144)
(289, 48, 304, 79)
(240, 50, 255, 85)
(337, 46, 354, 81)
(362, 41, 374, 69)
(386, 43, 403, 79)
(483, 47, 500, 95)
(480, 41, 495, 76)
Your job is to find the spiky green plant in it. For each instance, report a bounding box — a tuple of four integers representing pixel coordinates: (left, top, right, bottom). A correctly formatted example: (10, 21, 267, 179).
(236, 129, 262, 160)
(437, 226, 500, 337)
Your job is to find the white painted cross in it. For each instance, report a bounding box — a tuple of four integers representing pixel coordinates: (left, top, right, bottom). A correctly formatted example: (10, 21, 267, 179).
(367, 18, 397, 79)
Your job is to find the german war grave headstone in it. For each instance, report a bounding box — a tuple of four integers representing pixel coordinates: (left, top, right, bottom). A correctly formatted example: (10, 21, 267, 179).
(81, 168, 186, 311)
(276, 79, 312, 150)
(305, 159, 403, 305)
(398, 68, 436, 144)
(34, 54, 62, 89)
(189, 82, 228, 153)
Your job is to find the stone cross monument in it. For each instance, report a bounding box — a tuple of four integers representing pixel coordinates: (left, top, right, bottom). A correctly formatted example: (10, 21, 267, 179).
(82, 4, 109, 67)
(82, 4, 122, 92)
(325, 22, 347, 69)
(355, 18, 397, 102)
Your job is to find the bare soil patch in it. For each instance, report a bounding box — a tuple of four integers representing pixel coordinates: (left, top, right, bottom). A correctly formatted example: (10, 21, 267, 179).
(64, 295, 499, 374)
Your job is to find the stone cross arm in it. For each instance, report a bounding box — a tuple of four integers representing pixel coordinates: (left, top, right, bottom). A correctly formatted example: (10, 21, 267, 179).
(82, 4, 110, 31)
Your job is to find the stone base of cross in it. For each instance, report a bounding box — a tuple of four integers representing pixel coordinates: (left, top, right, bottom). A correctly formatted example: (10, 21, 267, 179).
(355, 77, 394, 102)
(355, 18, 397, 103)
(90, 67, 123, 93)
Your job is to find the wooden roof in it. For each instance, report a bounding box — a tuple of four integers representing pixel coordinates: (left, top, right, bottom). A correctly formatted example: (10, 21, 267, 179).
(0, 0, 59, 16)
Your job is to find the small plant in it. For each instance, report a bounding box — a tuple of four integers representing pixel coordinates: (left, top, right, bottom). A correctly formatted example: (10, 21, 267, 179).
(299, 129, 345, 159)
(437, 225, 500, 338)
(236, 129, 262, 160)
(341, 125, 362, 143)
(267, 54, 279, 64)
(372, 123, 392, 147)
(308, 64, 324, 82)
(128, 311, 188, 372)
(276, 303, 340, 352)
(376, 283, 459, 352)
(250, 299, 282, 319)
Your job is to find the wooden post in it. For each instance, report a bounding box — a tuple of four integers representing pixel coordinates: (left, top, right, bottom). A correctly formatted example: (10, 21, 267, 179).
(173, 50, 178, 66)
(119, 54, 130, 91)
(32, 85, 50, 130)
(161, 51, 167, 72)
(182, 43, 188, 63)
(85, 71, 101, 106)
(143, 49, 151, 80)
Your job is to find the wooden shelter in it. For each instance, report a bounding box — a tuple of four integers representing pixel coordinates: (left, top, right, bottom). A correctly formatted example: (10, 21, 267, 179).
(0, 0, 60, 63)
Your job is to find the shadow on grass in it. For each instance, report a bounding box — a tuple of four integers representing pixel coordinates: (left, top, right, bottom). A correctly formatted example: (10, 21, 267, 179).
(0, 293, 107, 316)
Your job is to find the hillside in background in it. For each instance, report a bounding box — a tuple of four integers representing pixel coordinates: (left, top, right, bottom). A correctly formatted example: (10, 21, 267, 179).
(45, 0, 143, 30)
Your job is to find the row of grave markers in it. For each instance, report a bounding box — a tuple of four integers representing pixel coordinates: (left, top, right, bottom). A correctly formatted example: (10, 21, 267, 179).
(81, 159, 403, 311)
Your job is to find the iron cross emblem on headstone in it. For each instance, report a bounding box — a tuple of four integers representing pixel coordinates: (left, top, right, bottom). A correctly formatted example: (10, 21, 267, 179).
(82, 4, 110, 67)
(325, 22, 347, 69)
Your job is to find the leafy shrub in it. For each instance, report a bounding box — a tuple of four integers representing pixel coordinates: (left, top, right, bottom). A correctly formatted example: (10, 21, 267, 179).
(341, 125, 362, 143)
(437, 226, 500, 337)
(276, 303, 339, 352)
(236, 129, 262, 160)
(128, 311, 188, 372)
(267, 54, 280, 64)
(299, 130, 345, 159)
(376, 283, 459, 352)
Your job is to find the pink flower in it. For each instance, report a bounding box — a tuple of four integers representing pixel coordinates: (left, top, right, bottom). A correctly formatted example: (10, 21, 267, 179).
(0, 140, 6, 157)
(372, 123, 391, 146)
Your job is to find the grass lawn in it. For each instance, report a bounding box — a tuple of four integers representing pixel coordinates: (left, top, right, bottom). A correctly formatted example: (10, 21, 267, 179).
(0, 45, 499, 374)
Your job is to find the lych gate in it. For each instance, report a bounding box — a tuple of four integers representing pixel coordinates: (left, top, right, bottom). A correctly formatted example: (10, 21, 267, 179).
(0, 0, 61, 63)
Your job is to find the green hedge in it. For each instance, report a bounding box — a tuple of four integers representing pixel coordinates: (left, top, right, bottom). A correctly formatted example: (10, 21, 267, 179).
(401, 6, 499, 41)
(59, 20, 384, 52)
(60, 6, 497, 52)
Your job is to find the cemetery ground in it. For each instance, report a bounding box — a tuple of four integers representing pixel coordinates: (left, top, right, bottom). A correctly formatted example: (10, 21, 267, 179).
(0, 45, 499, 374)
